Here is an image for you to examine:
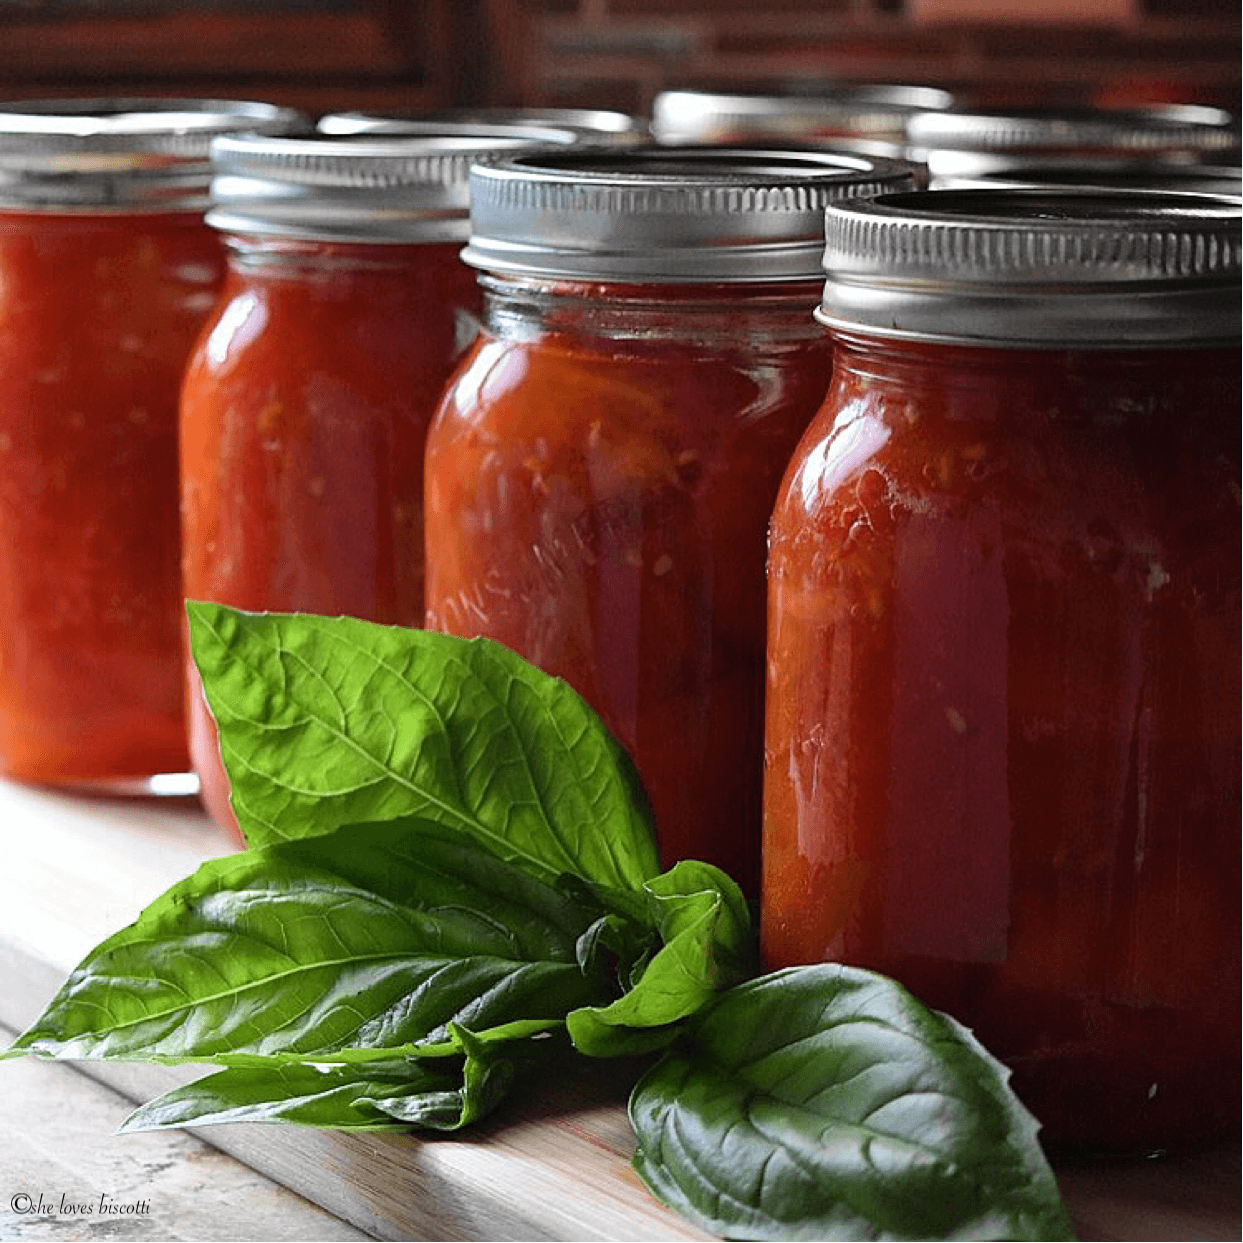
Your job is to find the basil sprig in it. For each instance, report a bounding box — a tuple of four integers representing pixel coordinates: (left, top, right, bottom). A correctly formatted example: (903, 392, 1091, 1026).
(5, 605, 1075, 1241)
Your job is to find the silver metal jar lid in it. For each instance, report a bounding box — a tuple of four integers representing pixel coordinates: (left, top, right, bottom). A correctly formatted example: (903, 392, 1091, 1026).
(909, 105, 1241, 182)
(319, 107, 648, 144)
(818, 188, 1242, 347)
(461, 145, 920, 283)
(948, 159, 1243, 198)
(0, 98, 307, 210)
(205, 125, 580, 244)
(651, 85, 954, 146)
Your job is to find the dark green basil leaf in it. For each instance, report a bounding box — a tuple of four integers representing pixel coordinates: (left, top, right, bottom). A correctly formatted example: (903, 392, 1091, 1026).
(120, 1024, 517, 1134)
(630, 964, 1076, 1242)
(186, 602, 661, 899)
(8, 817, 611, 1063)
(567, 861, 754, 1058)
(119, 1061, 473, 1134)
(574, 912, 653, 985)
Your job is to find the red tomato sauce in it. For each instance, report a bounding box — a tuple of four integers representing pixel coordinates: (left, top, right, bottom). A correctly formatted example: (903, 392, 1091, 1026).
(763, 334, 1241, 1150)
(0, 210, 222, 782)
(180, 237, 481, 841)
(424, 282, 832, 894)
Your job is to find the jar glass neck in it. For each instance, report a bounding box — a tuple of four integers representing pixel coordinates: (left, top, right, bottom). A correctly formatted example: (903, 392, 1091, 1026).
(221, 231, 457, 276)
(828, 327, 1237, 424)
(831, 325, 1224, 375)
(477, 271, 825, 346)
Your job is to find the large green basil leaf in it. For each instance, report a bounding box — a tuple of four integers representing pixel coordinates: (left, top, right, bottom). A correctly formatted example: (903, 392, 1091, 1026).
(7, 817, 611, 1063)
(630, 964, 1076, 1242)
(567, 861, 754, 1058)
(120, 1025, 515, 1134)
(186, 602, 660, 899)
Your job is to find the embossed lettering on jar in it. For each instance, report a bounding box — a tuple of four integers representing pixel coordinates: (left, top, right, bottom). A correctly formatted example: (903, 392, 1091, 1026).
(762, 188, 1242, 1151)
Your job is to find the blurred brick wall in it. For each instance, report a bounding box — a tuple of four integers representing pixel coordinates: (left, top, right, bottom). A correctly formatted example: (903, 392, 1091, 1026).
(0, 0, 1235, 119)
(0, 0, 460, 115)
(475, 0, 1240, 115)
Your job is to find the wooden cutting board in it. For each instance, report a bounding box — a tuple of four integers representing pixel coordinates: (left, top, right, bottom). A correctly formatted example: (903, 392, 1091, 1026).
(0, 778, 1236, 1242)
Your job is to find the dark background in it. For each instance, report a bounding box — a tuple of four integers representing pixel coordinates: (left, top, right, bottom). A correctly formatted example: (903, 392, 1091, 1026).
(0, 0, 1236, 120)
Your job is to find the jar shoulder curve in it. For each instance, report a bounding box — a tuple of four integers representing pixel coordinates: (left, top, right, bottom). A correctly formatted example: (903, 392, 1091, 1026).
(776, 339, 1242, 535)
(775, 374, 896, 525)
(431, 314, 832, 451)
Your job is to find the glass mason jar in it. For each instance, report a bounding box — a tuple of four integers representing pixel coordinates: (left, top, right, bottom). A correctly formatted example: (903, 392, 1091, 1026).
(0, 97, 303, 789)
(181, 125, 577, 843)
(423, 147, 918, 895)
(763, 188, 1241, 1151)
(908, 104, 1241, 187)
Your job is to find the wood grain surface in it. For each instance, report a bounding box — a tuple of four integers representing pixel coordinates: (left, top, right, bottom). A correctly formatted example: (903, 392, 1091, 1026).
(0, 778, 1237, 1242)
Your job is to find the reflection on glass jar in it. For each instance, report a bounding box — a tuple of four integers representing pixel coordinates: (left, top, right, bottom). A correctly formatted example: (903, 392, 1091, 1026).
(763, 188, 1241, 1151)
(424, 146, 918, 894)
(181, 125, 577, 843)
(0, 97, 303, 788)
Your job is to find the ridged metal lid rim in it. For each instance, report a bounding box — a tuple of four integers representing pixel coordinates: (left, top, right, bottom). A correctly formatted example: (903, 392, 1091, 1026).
(209, 129, 579, 188)
(464, 240, 836, 283)
(462, 145, 920, 281)
(939, 159, 1243, 197)
(205, 129, 580, 242)
(319, 108, 647, 141)
(0, 98, 305, 156)
(814, 291, 1241, 349)
(0, 98, 307, 208)
(819, 187, 1242, 345)
(907, 106, 1241, 156)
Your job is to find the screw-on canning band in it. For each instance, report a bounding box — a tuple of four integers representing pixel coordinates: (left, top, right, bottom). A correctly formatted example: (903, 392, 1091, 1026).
(0, 98, 307, 210)
(909, 106, 1241, 183)
(462, 145, 921, 282)
(319, 107, 648, 144)
(936, 158, 1243, 198)
(650, 86, 954, 146)
(204, 126, 581, 244)
(818, 188, 1242, 347)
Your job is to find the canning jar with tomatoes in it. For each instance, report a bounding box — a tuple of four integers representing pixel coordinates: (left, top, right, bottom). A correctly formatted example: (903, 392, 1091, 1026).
(424, 146, 918, 894)
(0, 97, 302, 788)
(181, 124, 578, 841)
(763, 188, 1241, 1150)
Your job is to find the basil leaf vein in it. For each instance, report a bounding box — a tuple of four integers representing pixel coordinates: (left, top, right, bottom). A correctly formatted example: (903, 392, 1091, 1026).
(8, 817, 611, 1064)
(188, 603, 661, 898)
